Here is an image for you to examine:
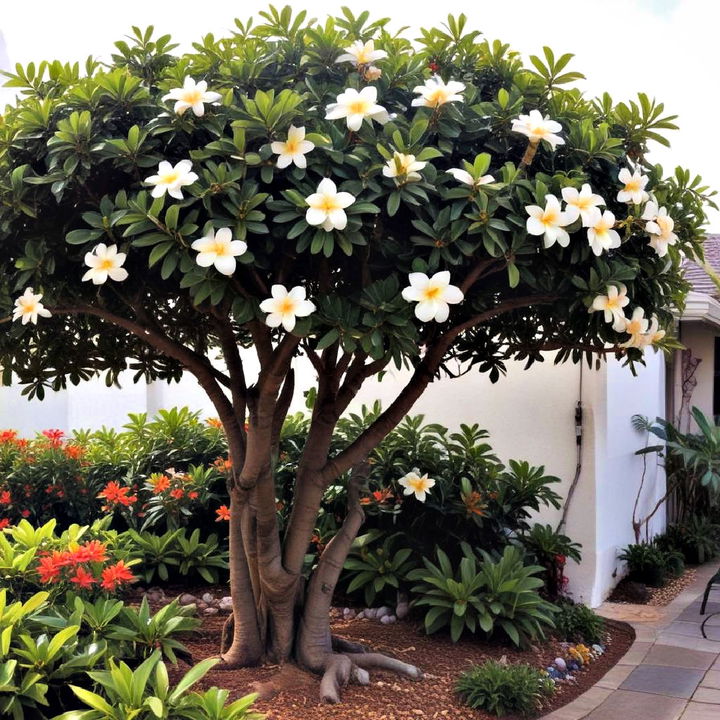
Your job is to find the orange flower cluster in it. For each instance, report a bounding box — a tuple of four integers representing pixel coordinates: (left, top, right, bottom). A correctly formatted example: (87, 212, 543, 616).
(215, 505, 230, 521)
(147, 471, 200, 503)
(213, 456, 232, 474)
(360, 488, 394, 506)
(206, 417, 223, 429)
(462, 490, 488, 517)
(41, 428, 64, 448)
(98, 481, 137, 509)
(0, 490, 11, 505)
(35, 539, 134, 593)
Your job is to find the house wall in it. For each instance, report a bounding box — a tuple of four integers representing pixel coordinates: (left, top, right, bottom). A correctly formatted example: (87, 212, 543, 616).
(677, 321, 716, 429)
(0, 347, 667, 606)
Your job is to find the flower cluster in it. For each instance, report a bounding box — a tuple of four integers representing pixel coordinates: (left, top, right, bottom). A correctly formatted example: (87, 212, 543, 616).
(98, 481, 138, 511)
(35, 539, 135, 593)
(590, 285, 665, 350)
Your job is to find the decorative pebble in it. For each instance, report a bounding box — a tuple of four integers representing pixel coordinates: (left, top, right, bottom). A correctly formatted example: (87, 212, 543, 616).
(178, 593, 197, 606)
(356, 611, 365, 620)
(380, 614, 396, 625)
(376, 606, 391, 619)
(201, 592, 215, 604)
(554, 658, 567, 672)
(592, 644, 604, 654)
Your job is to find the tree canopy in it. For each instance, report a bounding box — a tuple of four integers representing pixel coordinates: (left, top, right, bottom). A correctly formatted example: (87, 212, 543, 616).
(0, 7, 713, 401)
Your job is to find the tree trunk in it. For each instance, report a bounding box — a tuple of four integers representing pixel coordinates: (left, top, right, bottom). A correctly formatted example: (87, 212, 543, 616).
(219, 460, 422, 702)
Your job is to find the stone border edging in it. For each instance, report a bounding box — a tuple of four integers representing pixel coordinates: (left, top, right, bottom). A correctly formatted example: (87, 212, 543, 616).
(540, 561, 720, 720)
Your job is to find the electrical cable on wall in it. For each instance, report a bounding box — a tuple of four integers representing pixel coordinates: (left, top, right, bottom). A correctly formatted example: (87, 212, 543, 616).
(557, 363, 583, 532)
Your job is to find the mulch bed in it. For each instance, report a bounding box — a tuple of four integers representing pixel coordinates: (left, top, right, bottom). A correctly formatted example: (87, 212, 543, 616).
(167, 611, 634, 719)
(608, 567, 697, 606)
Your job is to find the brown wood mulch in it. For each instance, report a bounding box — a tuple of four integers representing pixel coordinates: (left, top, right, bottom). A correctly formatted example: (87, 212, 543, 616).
(168, 613, 634, 720)
(608, 567, 697, 606)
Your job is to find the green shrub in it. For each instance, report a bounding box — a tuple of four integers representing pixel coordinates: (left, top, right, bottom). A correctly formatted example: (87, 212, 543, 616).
(343, 531, 417, 606)
(52, 651, 263, 720)
(409, 544, 556, 645)
(618, 543, 669, 586)
(456, 660, 555, 717)
(518, 523, 582, 599)
(35, 596, 199, 664)
(123, 528, 229, 585)
(664, 517, 720, 564)
(553, 602, 605, 645)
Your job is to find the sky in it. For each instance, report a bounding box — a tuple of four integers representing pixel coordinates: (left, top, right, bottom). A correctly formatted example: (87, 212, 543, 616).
(0, 0, 718, 229)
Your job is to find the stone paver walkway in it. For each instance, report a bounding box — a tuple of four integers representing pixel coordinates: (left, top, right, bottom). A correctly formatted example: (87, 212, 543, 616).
(541, 562, 720, 720)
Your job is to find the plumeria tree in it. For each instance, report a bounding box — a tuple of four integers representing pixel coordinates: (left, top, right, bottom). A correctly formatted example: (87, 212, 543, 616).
(0, 7, 715, 702)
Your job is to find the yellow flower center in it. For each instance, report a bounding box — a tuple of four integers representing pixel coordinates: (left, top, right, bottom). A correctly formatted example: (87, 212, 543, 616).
(421, 285, 443, 302)
(181, 89, 203, 105)
(284, 139, 300, 154)
(594, 218, 612, 233)
(23, 302, 37, 314)
(278, 297, 297, 314)
(355, 48, 371, 63)
(606, 296, 621, 310)
(408, 476, 427, 491)
(575, 196, 592, 209)
(541, 208, 559, 226)
(626, 319, 643, 334)
(348, 100, 370, 115)
(98, 258, 115, 270)
(530, 125, 549, 137)
(426, 88, 449, 106)
(624, 178, 641, 192)
(160, 171, 180, 185)
(211, 241, 230, 256)
(319, 196, 341, 212)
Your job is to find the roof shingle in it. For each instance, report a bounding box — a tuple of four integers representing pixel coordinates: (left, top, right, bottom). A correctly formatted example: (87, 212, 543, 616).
(683, 234, 720, 297)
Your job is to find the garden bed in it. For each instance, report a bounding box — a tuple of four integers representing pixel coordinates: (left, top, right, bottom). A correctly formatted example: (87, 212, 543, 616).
(608, 567, 697, 606)
(168, 611, 634, 719)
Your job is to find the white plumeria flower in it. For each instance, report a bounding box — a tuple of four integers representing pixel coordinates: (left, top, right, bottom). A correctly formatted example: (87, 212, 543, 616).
(305, 178, 356, 231)
(401, 271, 464, 323)
(586, 209, 621, 257)
(162, 76, 221, 117)
(620, 307, 650, 349)
(641, 200, 660, 221)
(525, 195, 571, 248)
(617, 168, 649, 204)
(447, 168, 495, 188)
(82, 244, 129, 285)
(270, 125, 315, 169)
(645, 206, 678, 258)
(191, 227, 247, 276)
(382, 152, 427, 182)
(145, 160, 198, 200)
(643, 316, 666, 347)
(13, 287, 51, 325)
(511, 110, 565, 150)
(325, 86, 389, 131)
(398, 468, 436, 502)
(259, 285, 316, 332)
(335, 39, 387, 66)
(364, 66, 382, 81)
(412, 76, 465, 108)
(590, 284, 630, 332)
(562, 184, 605, 226)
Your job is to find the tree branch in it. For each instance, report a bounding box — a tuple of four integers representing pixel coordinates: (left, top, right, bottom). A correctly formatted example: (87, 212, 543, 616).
(321, 294, 558, 482)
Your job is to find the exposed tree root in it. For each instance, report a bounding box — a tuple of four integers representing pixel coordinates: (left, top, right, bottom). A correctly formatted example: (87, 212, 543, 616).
(319, 652, 422, 703)
(331, 635, 368, 654)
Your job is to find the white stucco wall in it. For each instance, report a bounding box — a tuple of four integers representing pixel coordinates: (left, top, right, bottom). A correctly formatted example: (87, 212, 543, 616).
(677, 321, 716, 426)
